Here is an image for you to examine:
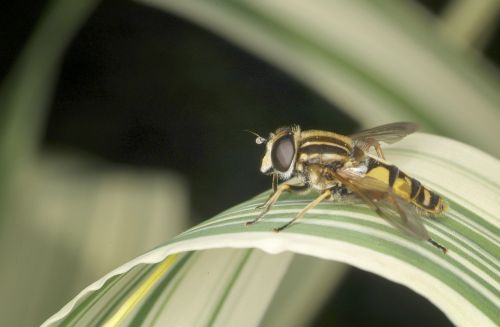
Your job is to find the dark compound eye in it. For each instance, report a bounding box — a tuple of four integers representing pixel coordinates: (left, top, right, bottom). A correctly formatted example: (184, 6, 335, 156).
(271, 135, 295, 172)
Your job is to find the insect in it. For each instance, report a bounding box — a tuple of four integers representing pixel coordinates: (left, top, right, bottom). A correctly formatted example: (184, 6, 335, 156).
(246, 122, 448, 254)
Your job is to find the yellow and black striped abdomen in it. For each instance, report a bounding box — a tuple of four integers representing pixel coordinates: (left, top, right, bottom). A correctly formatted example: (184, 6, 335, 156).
(365, 158, 446, 214)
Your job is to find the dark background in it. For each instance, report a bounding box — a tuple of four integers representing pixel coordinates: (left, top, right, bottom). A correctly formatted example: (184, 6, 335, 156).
(4, 0, 496, 325)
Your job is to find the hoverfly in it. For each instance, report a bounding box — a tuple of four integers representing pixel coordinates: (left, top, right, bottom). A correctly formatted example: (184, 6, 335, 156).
(246, 122, 448, 254)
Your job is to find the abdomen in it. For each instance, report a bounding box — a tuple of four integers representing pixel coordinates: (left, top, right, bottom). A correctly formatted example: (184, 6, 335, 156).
(365, 157, 446, 214)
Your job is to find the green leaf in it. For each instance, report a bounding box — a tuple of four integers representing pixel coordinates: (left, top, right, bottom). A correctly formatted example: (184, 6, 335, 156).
(0, 0, 100, 211)
(43, 133, 500, 327)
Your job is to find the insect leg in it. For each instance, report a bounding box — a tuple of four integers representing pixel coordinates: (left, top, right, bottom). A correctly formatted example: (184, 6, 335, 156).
(357, 138, 386, 159)
(246, 184, 291, 226)
(428, 239, 448, 254)
(273, 189, 332, 232)
(272, 173, 278, 192)
(255, 183, 309, 210)
(374, 142, 386, 160)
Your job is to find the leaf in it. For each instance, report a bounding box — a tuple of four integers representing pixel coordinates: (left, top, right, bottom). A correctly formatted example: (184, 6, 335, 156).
(0, 153, 190, 326)
(42, 133, 500, 327)
(0, 0, 100, 210)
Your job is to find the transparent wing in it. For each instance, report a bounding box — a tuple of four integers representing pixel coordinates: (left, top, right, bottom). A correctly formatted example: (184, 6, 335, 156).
(336, 166, 429, 241)
(388, 197, 430, 240)
(349, 122, 418, 145)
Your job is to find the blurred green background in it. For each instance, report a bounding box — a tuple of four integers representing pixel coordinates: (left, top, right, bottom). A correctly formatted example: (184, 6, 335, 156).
(1, 0, 499, 326)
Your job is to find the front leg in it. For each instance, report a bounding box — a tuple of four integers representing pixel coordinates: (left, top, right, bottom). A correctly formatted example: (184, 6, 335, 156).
(273, 188, 332, 232)
(246, 183, 309, 226)
(272, 173, 278, 192)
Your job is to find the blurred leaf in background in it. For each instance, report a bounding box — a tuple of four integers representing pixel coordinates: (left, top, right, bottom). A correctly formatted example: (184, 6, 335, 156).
(1, 0, 500, 326)
(0, 1, 191, 325)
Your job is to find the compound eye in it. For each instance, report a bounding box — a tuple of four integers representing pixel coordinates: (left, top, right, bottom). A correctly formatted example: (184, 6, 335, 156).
(271, 135, 295, 172)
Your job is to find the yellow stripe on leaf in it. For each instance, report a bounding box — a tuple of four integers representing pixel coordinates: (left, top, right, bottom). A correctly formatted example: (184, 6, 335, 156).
(104, 255, 178, 327)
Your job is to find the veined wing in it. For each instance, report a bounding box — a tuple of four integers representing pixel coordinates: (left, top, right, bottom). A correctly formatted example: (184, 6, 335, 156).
(336, 165, 429, 241)
(350, 122, 418, 145)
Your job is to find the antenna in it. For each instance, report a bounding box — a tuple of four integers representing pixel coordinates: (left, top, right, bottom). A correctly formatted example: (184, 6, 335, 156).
(244, 130, 267, 144)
